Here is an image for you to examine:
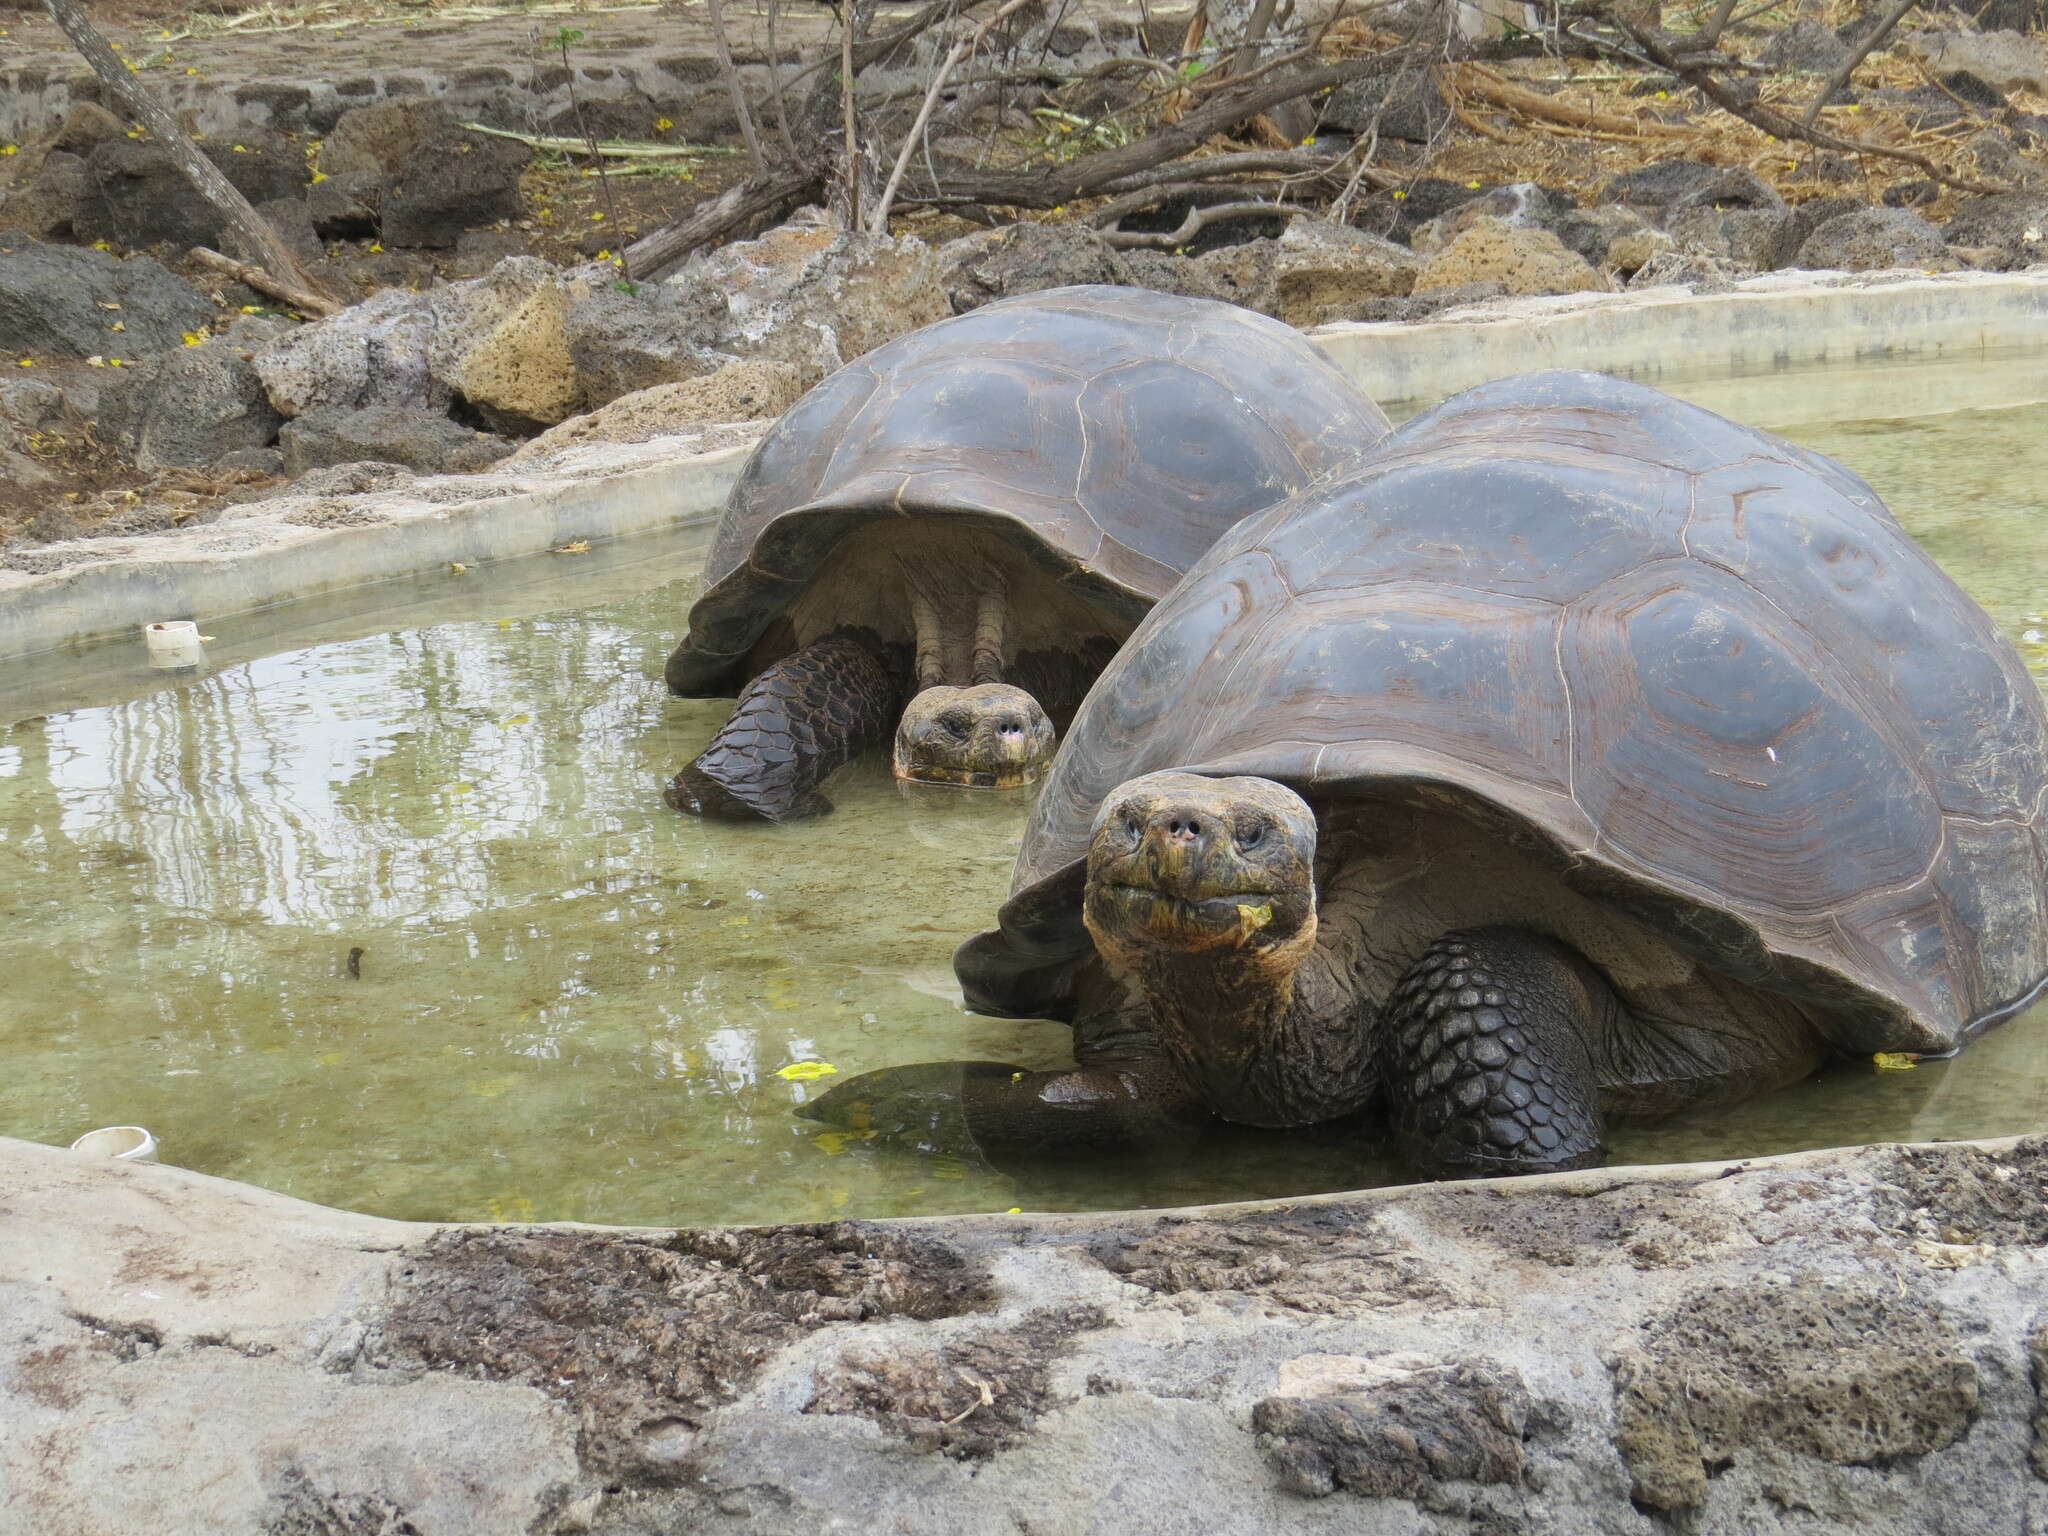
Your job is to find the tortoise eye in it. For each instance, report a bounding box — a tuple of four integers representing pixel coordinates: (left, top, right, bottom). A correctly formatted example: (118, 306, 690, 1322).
(1123, 814, 1142, 842)
(1237, 820, 1266, 849)
(938, 713, 971, 737)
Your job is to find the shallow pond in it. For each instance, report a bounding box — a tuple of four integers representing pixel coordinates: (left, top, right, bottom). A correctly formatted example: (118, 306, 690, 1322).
(4, 388, 2047, 1226)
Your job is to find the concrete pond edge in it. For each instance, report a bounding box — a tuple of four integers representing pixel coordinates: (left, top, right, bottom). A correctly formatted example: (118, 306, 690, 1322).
(7, 1129, 2048, 1532)
(3, 265, 2045, 666)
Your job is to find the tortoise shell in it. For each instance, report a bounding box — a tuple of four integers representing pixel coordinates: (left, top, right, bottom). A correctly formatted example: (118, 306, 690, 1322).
(665, 284, 1393, 695)
(964, 370, 2048, 1055)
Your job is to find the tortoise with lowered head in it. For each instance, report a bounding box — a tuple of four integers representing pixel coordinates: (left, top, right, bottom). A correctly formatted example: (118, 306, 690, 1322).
(806, 370, 2048, 1176)
(662, 285, 1392, 821)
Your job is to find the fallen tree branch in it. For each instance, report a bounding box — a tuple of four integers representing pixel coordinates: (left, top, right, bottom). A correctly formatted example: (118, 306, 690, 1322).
(1459, 62, 1696, 138)
(41, 0, 343, 310)
(188, 246, 344, 317)
(1103, 198, 1304, 248)
(622, 165, 818, 279)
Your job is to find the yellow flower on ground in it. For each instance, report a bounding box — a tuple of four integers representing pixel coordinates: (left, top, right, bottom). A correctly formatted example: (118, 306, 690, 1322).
(654, 117, 673, 132)
(0, 145, 16, 156)
(14, 359, 31, 368)
(310, 171, 327, 183)
(181, 332, 204, 346)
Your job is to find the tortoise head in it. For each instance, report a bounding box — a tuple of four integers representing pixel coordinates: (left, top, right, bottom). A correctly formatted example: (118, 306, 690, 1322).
(1081, 771, 1318, 977)
(892, 684, 1057, 790)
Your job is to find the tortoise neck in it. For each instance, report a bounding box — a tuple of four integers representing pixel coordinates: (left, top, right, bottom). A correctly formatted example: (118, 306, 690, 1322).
(1139, 947, 1375, 1128)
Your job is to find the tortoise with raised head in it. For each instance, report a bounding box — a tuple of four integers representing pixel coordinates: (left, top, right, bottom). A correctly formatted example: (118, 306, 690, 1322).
(806, 370, 2048, 1177)
(661, 284, 1393, 821)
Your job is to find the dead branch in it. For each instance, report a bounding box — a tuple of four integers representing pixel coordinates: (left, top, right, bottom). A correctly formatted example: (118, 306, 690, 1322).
(189, 246, 343, 317)
(1105, 198, 1304, 248)
(1459, 61, 1696, 138)
(1800, 0, 1917, 125)
(40, 0, 343, 310)
(622, 166, 816, 279)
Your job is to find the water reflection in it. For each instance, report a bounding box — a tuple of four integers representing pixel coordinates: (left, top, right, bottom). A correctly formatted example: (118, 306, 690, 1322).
(0, 399, 2044, 1224)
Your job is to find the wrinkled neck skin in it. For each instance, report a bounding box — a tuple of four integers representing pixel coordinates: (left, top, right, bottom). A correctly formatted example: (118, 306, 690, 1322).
(1133, 938, 1376, 1129)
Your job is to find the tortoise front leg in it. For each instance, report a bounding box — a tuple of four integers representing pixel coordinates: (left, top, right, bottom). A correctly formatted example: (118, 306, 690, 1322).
(800, 1040, 1210, 1161)
(1382, 928, 1610, 1178)
(665, 630, 901, 821)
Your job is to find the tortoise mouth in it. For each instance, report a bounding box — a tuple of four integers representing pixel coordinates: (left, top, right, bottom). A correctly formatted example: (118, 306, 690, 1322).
(892, 760, 1048, 791)
(1096, 881, 1285, 935)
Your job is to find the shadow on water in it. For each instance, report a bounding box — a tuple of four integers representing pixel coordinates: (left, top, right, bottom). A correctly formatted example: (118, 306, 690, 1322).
(1, 396, 2044, 1225)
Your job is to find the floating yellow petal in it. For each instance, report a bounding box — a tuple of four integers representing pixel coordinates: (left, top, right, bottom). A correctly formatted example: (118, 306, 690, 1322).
(776, 1061, 838, 1082)
(1873, 1052, 1919, 1071)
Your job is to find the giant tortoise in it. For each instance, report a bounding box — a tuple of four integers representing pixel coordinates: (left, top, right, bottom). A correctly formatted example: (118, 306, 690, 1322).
(661, 285, 1392, 821)
(806, 370, 2048, 1177)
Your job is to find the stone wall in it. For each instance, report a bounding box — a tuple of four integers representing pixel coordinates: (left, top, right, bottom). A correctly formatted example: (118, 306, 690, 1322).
(6, 1132, 2048, 1533)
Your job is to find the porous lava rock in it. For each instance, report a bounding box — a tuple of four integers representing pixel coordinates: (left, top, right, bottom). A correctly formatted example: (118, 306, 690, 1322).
(1414, 217, 1606, 295)
(510, 360, 799, 461)
(278, 403, 512, 476)
(1253, 1354, 1533, 1505)
(1608, 1271, 1979, 1510)
(97, 338, 283, 472)
(563, 281, 730, 407)
(0, 236, 213, 359)
(1794, 205, 1952, 270)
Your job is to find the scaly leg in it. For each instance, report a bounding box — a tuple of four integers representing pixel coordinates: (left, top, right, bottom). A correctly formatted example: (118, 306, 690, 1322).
(1382, 928, 1609, 1178)
(665, 631, 900, 822)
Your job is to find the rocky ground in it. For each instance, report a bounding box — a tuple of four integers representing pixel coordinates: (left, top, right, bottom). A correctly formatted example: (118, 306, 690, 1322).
(0, 0, 2044, 551)
(7, 1130, 2048, 1533)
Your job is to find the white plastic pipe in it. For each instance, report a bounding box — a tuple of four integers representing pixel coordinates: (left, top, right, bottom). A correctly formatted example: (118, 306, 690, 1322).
(69, 1125, 159, 1163)
(142, 620, 205, 671)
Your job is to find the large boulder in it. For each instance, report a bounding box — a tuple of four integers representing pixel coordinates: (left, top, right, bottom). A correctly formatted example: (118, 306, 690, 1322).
(1942, 191, 2048, 267)
(278, 403, 513, 476)
(1409, 182, 1578, 256)
(509, 360, 801, 462)
(1759, 18, 1852, 72)
(1895, 29, 2047, 94)
(0, 237, 214, 359)
(1551, 204, 1656, 266)
(424, 256, 578, 429)
(940, 222, 1131, 313)
(96, 339, 283, 472)
(1264, 218, 1423, 325)
(563, 283, 731, 407)
(1600, 158, 1786, 219)
(1414, 218, 1606, 295)
(381, 130, 530, 250)
(1665, 205, 1791, 269)
(253, 286, 444, 418)
(320, 101, 528, 249)
(1794, 206, 1951, 270)
(669, 220, 949, 383)
(73, 132, 305, 252)
(1765, 195, 1867, 267)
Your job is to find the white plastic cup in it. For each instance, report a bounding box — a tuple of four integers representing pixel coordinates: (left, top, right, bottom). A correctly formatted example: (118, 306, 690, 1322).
(69, 1125, 159, 1163)
(142, 621, 205, 671)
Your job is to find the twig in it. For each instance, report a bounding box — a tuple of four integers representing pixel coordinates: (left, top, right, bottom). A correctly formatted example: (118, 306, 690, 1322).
(557, 26, 621, 230)
(1103, 197, 1304, 247)
(1696, 0, 1740, 48)
(40, 0, 342, 309)
(189, 246, 343, 316)
(1801, 0, 1917, 126)
(764, 0, 799, 156)
(705, 0, 765, 171)
(872, 0, 1039, 233)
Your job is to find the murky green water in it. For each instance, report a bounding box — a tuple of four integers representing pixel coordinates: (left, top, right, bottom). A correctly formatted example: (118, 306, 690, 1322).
(4, 391, 2046, 1225)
